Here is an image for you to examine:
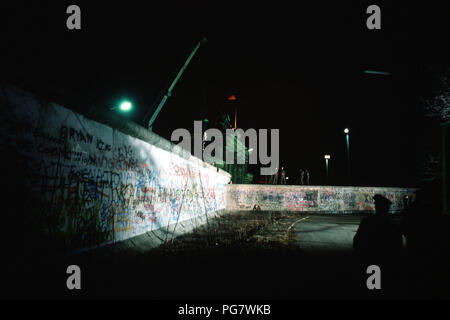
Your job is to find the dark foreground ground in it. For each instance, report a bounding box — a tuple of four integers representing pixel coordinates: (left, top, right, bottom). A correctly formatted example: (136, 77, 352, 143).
(3, 211, 450, 300)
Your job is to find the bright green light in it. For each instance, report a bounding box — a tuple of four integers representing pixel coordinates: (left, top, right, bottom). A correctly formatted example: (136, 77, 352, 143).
(120, 101, 132, 112)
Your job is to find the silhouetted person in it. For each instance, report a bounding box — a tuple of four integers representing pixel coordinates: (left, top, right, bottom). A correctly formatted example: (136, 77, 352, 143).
(353, 195, 404, 295)
(280, 166, 286, 185)
(305, 169, 310, 185)
(300, 169, 305, 185)
(353, 195, 403, 262)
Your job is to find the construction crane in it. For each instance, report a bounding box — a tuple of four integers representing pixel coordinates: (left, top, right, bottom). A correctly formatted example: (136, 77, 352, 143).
(147, 37, 207, 131)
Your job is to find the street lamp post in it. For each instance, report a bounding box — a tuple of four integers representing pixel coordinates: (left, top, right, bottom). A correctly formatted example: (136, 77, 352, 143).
(227, 94, 238, 129)
(442, 124, 448, 214)
(324, 154, 331, 185)
(344, 128, 351, 185)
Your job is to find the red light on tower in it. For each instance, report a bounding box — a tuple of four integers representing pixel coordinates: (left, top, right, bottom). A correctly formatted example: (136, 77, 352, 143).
(227, 94, 237, 101)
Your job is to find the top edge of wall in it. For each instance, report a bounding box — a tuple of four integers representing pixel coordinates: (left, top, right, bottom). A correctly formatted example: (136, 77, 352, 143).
(228, 184, 419, 190)
(2, 83, 231, 180)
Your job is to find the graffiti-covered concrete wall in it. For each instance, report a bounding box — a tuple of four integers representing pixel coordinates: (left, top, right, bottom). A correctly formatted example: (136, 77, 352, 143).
(227, 185, 417, 213)
(0, 85, 230, 253)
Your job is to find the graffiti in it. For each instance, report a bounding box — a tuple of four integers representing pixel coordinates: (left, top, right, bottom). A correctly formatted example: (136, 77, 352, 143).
(227, 185, 415, 213)
(59, 125, 94, 144)
(284, 191, 318, 211)
(169, 162, 210, 185)
(96, 138, 112, 152)
(1, 85, 230, 253)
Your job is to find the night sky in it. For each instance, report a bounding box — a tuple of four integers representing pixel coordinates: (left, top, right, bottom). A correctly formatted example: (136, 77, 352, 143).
(2, 1, 450, 187)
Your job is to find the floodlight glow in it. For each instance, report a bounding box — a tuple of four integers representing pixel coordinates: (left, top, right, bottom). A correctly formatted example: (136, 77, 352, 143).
(120, 101, 132, 111)
(324, 155, 331, 159)
(344, 128, 349, 134)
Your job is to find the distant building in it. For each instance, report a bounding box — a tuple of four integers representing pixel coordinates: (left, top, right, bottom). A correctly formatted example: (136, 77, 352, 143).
(206, 114, 253, 184)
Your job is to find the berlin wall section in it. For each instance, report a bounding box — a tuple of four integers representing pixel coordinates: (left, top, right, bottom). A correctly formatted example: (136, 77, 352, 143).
(0, 85, 231, 255)
(227, 184, 417, 213)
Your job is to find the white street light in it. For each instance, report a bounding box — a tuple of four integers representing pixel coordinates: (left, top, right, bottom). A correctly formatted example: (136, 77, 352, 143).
(324, 154, 331, 185)
(344, 128, 351, 185)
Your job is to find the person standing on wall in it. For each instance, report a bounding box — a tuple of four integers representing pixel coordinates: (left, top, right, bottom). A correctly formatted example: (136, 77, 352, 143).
(270, 167, 278, 184)
(280, 166, 287, 185)
(306, 169, 310, 185)
(300, 169, 305, 185)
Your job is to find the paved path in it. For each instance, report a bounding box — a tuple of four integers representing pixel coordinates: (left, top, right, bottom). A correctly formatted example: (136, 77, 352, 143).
(292, 215, 363, 252)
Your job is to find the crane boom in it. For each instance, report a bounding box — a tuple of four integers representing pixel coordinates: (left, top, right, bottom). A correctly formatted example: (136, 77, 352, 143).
(147, 37, 207, 131)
